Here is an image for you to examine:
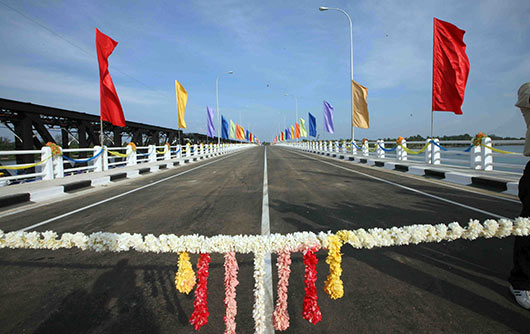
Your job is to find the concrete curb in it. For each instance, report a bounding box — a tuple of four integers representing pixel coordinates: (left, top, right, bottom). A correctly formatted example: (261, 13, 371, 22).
(298, 148, 519, 196)
(0, 150, 244, 209)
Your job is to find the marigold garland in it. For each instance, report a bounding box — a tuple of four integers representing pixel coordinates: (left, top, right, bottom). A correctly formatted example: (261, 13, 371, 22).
(472, 132, 487, 146)
(323, 235, 344, 299)
(127, 142, 137, 151)
(175, 252, 196, 294)
(302, 247, 322, 325)
(273, 250, 292, 331)
(396, 136, 404, 144)
(224, 252, 239, 334)
(45, 142, 61, 156)
(362, 138, 368, 144)
(189, 253, 211, 330)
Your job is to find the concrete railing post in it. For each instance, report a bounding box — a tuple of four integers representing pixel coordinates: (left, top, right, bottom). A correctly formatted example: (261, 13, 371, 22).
(40, 146, 54, 180)
(53, 147, 64, 178)
(176, 145, 182, 159)
(126, 144, 137, 166)
(186, 143, 191, 157)
(323, 141, 327, 152)
(425, 139, 433, 164)
(164, 144, 171, 160)
(376, 140, 385, 158)
(470, 140, 482, 170)
(351, 140, 357, 155)
(482, 137, 493, 171)
(200, 143, 204, 156)
(432, 139, 441, 165)
(397, 139, 408, 161)
(92, 145, 104, 172)
(148, 145, 157, 163)
(362, 141, 369, 156)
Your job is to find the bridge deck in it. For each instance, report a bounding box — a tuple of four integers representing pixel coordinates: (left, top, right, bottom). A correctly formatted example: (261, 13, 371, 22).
(0, 146, 527, 333)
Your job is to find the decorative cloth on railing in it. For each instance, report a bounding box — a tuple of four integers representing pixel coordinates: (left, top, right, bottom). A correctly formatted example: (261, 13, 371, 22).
(156, 144, 170, 154)
(352, 142, 362, 150)
(107, 149, 132, 158)
(428, 140, 448, 151)
(377, 144, 397, 152)
(171, 148, 181, 155)
(398, 142, 430, 155)
(481, 144, 520, 155)
(0, 155, 52, 170)
(62, 149, 104, 163)
(3, 217, 529, 333)
(46, 142, 62, 156)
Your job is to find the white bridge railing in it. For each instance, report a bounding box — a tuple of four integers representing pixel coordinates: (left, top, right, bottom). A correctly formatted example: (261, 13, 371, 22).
(279, 137, 526, 173)
(0, 143, 249, 186)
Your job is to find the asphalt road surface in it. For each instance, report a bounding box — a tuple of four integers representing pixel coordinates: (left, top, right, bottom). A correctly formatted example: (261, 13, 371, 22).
(0, 146, 528, 333)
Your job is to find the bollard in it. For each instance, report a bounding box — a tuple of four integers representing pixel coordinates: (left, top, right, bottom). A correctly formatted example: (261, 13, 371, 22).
(40, 146, 54, 180)
(482, 137, 493, 170)
(126, 144, 137, 166)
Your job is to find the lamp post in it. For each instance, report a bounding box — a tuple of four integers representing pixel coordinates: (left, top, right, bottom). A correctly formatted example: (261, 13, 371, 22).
(216, 71, 233, 145)
(319, 6, 355, 143)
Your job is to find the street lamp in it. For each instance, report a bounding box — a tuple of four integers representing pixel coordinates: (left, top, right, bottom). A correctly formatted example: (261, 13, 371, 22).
(216, 71, 234, 145)
(319, 6, 355, 143)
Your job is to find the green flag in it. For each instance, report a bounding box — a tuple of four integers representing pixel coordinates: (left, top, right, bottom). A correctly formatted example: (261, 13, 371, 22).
(300, 118, 307, 137)
(230, 120, 236, 139)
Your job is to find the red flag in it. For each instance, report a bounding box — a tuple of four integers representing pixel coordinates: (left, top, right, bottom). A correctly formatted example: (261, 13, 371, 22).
(432, 18, 470, 115)
(295, 122, 301, 138)
(96, 28, 125, 127)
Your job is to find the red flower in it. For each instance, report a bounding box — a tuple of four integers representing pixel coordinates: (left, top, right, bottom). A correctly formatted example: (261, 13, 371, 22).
(189, 253, 211, 330)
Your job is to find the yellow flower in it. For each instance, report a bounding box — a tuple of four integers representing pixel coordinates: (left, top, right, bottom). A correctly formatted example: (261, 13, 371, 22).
(175, 252, 196, 294)
(323, 234, 344, 299)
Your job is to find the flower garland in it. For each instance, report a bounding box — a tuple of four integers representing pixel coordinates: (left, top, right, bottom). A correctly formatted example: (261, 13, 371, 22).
(175, 252, 196, 294)
(224, 251, 239, 334)
(472, 132, 487, 146)
(273, 250, 292, 331)
(189, 253, 211, 330)
(253, 251, 266, 334)
(302, 246, 322, 325)
(323, 235, 344, 299)
(2, 219, 530, 332)
(45, 142, 61, 156)
(127, 142, 137, 151)
(396, 136, 404, 145)
(362, 138, 368, 145)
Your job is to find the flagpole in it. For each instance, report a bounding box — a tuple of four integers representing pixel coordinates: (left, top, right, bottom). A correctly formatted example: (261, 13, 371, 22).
(431, 18, 435, 140)
(100, 118, 104, 146)
(216, 71, 233, 145)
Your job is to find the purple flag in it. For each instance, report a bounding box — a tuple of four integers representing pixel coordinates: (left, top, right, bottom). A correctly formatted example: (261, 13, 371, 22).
(323, 100, 334, 134)
(206, 106, 215, 138)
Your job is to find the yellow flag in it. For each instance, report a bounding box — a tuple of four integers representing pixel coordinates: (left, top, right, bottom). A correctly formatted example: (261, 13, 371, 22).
(175, 80, 188, 128)
(352, 80, 369, 129)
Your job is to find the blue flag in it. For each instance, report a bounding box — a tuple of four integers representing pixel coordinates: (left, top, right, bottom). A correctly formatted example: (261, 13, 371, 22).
(323, 100, 334, 134)
(221, 115, 229, 139)
(309, 112, 317, 137)
(245, 129, 249, 141)
(285, 128, 290, 140)
(206, 106, 215, 138)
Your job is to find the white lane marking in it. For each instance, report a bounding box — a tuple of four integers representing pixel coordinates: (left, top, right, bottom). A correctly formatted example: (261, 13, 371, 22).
(288, 149, 507, 219)
(261, 147, 274, 333)
(18, 151, 246, 232)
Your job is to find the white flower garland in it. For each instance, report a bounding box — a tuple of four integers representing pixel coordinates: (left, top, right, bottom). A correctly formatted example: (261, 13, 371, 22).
(2, 217, 530, 334)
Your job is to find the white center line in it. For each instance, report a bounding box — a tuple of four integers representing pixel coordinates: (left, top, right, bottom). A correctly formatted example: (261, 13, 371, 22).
(288, 148, 507, 219)
(18, 151, 245, 232)
(261, 147, 274, 333)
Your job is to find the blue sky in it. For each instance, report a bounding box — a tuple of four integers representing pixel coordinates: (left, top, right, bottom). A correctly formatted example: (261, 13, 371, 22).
(0, 0, 529, 142)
